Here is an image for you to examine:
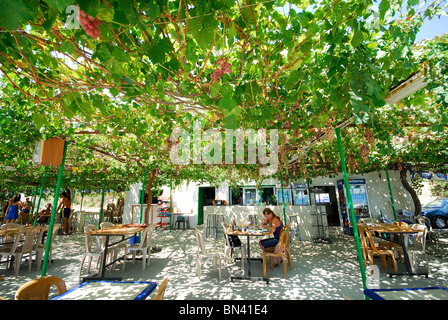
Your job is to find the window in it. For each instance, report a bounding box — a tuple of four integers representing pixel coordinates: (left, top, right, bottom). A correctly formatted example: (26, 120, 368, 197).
(276, 188, 292, 205)
(293, 188, 309, 205)
(243, 187, 258, 205)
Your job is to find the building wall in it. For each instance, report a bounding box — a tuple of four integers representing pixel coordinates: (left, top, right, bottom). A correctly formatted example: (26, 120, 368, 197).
(123, 169, 416, 238)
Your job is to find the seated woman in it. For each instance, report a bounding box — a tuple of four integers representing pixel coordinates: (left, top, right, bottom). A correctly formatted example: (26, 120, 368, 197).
(259, 208, 284, 250)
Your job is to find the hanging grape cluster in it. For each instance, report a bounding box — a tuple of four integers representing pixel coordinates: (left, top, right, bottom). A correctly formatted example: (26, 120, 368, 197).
(77, 7, 102, 39)
(364, 128, 375, 146)
(360, 144, 370, 164)
(210, 57, 231, 82)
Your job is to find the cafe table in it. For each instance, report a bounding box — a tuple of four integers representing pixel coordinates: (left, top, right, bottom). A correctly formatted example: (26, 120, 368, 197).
(51, 280, 157, 300)
(360, 222, 428, 277)
(225, 227, 272, 283)
(364, 287, 448, 300)
(84, 224, 149, 281)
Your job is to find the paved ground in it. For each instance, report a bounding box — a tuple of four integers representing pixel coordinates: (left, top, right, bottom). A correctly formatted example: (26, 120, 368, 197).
(0, 226, 447, 300)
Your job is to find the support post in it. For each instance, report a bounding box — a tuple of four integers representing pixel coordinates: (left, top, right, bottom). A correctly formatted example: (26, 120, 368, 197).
(169, 179, 172, 231)
(98, 180, 106, 229)
(279, 171, 287, 223)
(41, 140, 67, 277)
(335, 128, 368, 298)
(385, 166, 398, 222)
(140, 172, 146, 224)
(33, 172, 46, 226)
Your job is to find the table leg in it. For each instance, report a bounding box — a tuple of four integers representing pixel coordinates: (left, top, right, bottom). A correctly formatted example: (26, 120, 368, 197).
(230, 235, 269, 283)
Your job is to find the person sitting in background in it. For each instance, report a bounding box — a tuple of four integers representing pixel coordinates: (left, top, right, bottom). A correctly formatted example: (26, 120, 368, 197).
(36, 203, 52, 224)
(258, 208, 284, 250)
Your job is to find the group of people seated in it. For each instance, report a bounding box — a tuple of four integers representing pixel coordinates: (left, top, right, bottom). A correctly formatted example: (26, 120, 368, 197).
(1, 196, 53, 225)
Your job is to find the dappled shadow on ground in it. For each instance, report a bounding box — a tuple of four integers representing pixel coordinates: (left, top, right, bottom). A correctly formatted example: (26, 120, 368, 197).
(0, 227, 447, 300)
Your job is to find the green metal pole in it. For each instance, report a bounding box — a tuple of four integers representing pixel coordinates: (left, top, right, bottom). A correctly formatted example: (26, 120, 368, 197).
(385, 166, 398, 222)
(41, 140, 67, 277)
(98, 180, 106, 229)
(140, 172, 146, 224)
(169, 179, 172, 232)
(29, 186, 37, 225)
(279, 171, 287, 223)
(335, 128, 369, 297)
(33, 171, 46, 226)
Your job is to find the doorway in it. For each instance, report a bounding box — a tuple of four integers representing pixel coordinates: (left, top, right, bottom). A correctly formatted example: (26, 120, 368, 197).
(197, 187, 215, 225)
(315, 186, 340, 226)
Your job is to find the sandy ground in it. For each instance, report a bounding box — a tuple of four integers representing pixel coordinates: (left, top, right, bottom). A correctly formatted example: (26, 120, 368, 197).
(0, 225, 447, 301)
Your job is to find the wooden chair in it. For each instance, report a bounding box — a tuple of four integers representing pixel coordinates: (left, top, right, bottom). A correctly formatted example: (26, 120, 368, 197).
(262, 223, 292, 279)
(152, 278, 170, 300)
(15, 276, 67, 300)
(361, 226, 398, 273)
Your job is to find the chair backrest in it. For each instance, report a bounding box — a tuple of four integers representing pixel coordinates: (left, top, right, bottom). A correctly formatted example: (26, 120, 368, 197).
(409, 224, 427, 251)
(221, 222, 231, 247)
(357, 224, 370, 252)
(361, 227, 380, 254)
(195, 228, 207, 254)
(84, 225, 101, 252)
(21, 227, 41, 254)
(283, 223, 292, 249)
(358, 218, 378, 224)
(153, 278, 170, 300)
(15, 276, 67, 300)
(142, 225, 155, 249)
(100, 222, 114, 229)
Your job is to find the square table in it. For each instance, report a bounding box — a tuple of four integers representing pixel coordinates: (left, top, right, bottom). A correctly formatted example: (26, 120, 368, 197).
(225, 227, 272, 283)
(360, 222, 428, 277)
(51, 280, 157, 300)
(84, 224, 149, 280)
(364, 287, 448, 300)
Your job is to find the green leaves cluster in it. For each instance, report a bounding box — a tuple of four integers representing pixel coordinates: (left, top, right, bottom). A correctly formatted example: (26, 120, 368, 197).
(0, 0, 447, 191)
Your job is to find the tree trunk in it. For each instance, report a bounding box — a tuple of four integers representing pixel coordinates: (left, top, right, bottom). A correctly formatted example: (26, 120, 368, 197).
(399, 165, 421, 217)
(143, 169, 157, 224)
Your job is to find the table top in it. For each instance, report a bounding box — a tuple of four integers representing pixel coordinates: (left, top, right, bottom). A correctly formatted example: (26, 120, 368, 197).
(0, 225, 45, 237)
(85, 224, 149, 236)
(225, 226, 272, 237)
(359, 222, 422, 234)
(364, 287, 448, 300)
(51, 280, 157, 300)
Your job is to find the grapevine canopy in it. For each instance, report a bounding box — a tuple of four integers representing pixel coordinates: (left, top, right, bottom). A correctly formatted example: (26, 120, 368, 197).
(0, 0, 447, 193)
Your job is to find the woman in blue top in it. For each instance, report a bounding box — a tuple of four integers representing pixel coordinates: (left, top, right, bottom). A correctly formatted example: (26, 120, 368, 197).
(5, 195, 22, 223)
(259, 208, 283, 249)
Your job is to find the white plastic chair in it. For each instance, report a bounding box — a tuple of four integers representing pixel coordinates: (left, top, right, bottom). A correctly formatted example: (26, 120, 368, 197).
(123, 225, 155, 271)
(100, 221, 126, 270)
(222, 222, 246, 270)
(0, 226, 40, 277)
(34, 224, 61, 270)
(78, 225, 115, 278)
(195, 228, 222, 281)
(405, 224, 431, 275)
(1, 223, 24, 245)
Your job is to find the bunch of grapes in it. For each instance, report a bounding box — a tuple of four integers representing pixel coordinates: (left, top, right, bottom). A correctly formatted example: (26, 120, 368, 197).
(77, 7, 102, 39)
(210, 57, 231, 82)
(360, 144, 370, 164)
(364, 128, 375, 146)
